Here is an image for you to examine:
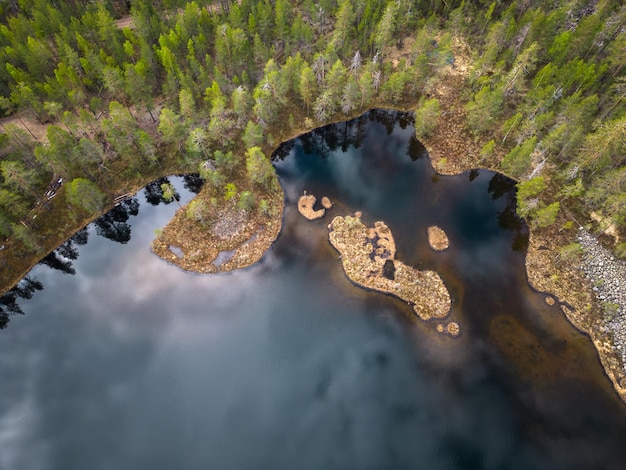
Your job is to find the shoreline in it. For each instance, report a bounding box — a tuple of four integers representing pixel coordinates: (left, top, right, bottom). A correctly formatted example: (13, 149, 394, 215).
(419, 79, 626, 402)
(4, 108, 625, 403)
(402, 52, 626, 401)
(2, 70, 624, 403)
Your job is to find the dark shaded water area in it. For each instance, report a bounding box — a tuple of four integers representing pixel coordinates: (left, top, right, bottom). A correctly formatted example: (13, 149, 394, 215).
(1, 110, 626, 469)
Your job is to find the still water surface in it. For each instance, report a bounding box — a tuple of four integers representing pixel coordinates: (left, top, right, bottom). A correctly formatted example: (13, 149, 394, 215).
(1, 111, 626, 469)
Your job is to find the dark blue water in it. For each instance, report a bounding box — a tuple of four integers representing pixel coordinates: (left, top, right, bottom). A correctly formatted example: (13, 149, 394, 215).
(1, 111, 626, 470)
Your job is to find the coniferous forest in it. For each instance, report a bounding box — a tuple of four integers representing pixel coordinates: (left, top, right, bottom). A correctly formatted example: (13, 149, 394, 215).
(0, 0, 624, 296)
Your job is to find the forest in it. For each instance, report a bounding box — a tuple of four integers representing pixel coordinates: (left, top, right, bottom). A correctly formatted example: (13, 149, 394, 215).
(0, 0, 624, 296)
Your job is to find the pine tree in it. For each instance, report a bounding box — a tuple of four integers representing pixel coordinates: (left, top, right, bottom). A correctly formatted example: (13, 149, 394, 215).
(65, 177, 107, 214)
(299, 66, 317, 111)
(158, 107, 188, 153)
(414, 97, 440, 138)
(245, 146, 273, 189)
(501, 137, 537, 178)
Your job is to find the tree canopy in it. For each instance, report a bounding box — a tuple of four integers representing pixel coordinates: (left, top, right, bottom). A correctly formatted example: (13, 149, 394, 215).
(0, 0, 624, 264)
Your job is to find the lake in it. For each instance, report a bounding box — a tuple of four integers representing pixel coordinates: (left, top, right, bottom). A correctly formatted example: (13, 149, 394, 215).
(1, 110, 626, 470)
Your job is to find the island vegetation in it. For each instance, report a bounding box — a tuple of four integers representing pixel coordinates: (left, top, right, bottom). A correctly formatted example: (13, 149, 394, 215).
(427, 225, 449, 251)
(0, 0, 625, 397)
(328, 213, 452, 321)
(297, 192, 332, 220)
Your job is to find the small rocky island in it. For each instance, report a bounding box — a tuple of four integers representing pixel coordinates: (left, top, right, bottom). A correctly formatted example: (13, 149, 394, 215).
(428, 225, 450, 251)
(328, 213, 451, 321)
(437, 322, 461, 337)
(298, 192, 332, 220)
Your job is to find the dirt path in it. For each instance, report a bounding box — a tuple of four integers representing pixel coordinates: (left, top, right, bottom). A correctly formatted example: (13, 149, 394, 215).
(0, 112, 49, 142)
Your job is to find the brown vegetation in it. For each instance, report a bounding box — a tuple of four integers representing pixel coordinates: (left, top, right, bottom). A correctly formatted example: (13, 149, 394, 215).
(328, 213, 451, 322)
(427, 225, 449, 251)
(297, 193, 326, 220)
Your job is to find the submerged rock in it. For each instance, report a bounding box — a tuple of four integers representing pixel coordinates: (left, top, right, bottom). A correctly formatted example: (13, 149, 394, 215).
(321, 196, 333, 209)
(328, 213, 451, 321)
(447, 322, 460, 336)
(436, 322, 461, 336)
(427, 225, 449, 251)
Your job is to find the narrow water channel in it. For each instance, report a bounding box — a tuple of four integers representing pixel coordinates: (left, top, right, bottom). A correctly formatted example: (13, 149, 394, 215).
(1, 110, 625, 470)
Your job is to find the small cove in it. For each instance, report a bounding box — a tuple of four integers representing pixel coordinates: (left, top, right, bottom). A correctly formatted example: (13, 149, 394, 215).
(1, 110, 626, 469)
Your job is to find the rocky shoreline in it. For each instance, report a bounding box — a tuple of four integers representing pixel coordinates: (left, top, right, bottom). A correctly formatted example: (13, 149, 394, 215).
(578, 229, 626, 345)
(578, 229, 626, 394)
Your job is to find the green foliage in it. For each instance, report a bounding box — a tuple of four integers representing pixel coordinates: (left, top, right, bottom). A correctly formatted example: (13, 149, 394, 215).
(373, 1, 397, 55)
(578, 117, 625, 172)
(0, 0, 625, 267)
(158, 108, 187, 151)
(516, 176, 546, 218)
(214, 150, 237, 174)
(237, 191, 255, 212)
(245, 146, 274, 189)
(481, 140, 496, 161)
(65, 178, 107, 214)
(178, 88, 196, 120)
(330, 0, 355, 57)
(231, 86, 252, 126)
(0, 189, 27, 221)
(558, 178, 584, 199)
(466, 86, 504, 135)
(502, 43, 539, 97)
(200, 167, 225, 189)
(207, 105, 236, 148)
(533, 201, 560, 228)
(186, 199, 208, 224)
(0, 160, 38, 200)
(259, 199, 270, 216)
(517, 177, 546, 201)
(160, 182, 179, 205)
(10, 223, 40, 251)
(299, 66, 317, 110)
(186, 127, 210, 161)
(313, 90, 337, 122)
(380, 70, 409, 104)
(223, 182, 237, 201)
(414, 97, 440, 138)
(243, 121, 264, 149)
(103, 101, 157, 166)
(558, 242, 582, 261)
(501, 137, 536, 178)
(341, 77, 360, 114)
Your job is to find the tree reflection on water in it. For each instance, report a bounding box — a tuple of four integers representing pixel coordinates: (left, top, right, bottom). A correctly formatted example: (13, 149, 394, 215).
(488, 173, 529, 252)
(1, 173, 206, 330)
(94, 197, 140, 245)
(40, 227, 88, 275)
(0, 276, 43, 329)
